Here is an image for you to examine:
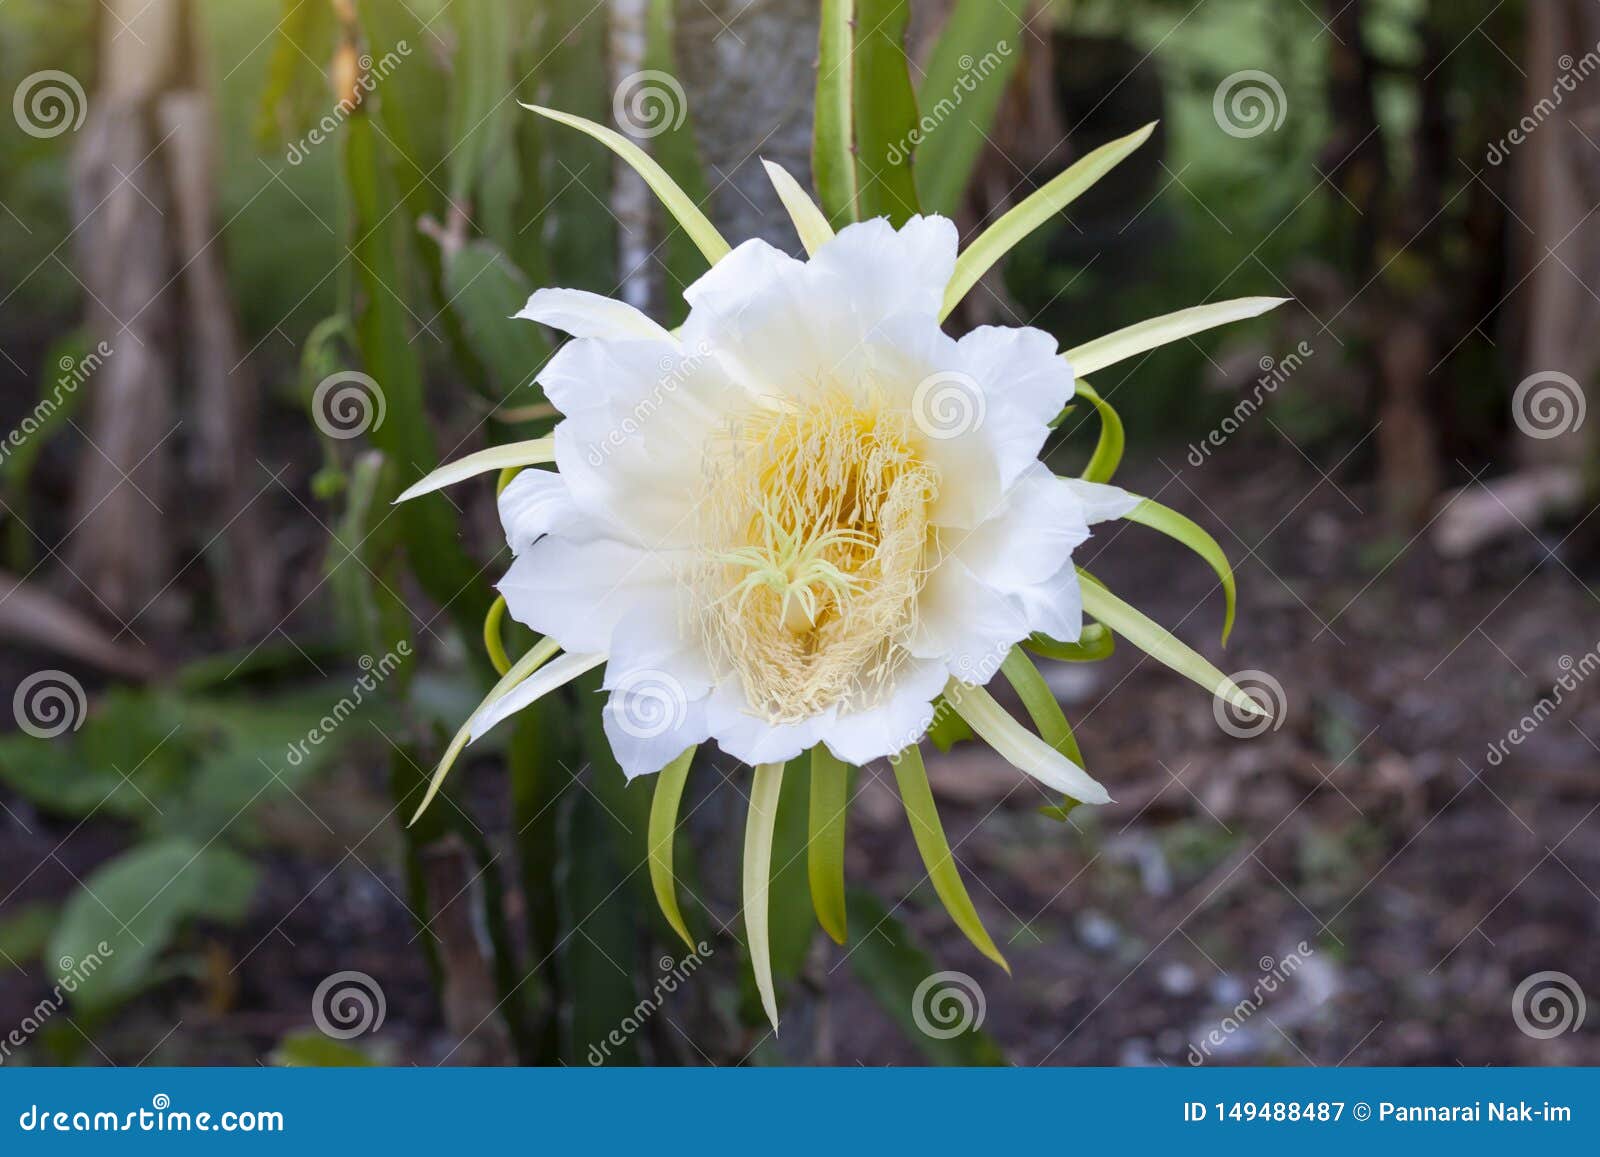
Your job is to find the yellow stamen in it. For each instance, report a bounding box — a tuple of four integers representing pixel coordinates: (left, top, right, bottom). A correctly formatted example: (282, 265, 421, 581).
(694, 393, 939, 723)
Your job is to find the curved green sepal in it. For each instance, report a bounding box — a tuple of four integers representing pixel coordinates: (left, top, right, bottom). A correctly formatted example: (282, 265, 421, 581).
(1074, 381, 1124, 484)
(744, 761, 786, 1032)
(522, 103, 732, 267)
(1078, 571, 1265, 719)
(482, 596, 511, 676)
(1001, 648, 1085, 767)
(410, 636, 560, 824)
(1066, 296, 1289, 377)
(1024, 622, 1115, 663)
(888, 745, 1009, 973)
(947, 680, 1110, 805)
(1124, 499, 1237, 645)
(647, 746, 698, 952)
(941, 122, 1155, 319)
(1001, 647, 1089, 821)
(807, 745, 850, 944)
(393, 438, 554, 503)
(763, 160, 835, 257)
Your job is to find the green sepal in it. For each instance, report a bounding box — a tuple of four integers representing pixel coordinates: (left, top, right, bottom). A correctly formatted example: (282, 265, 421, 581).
(1074, 380, 1124, 484)
(807, 746, 851, 944)
(888, 745, 1009, 973)
(1024, 621, 1115, 663)
(743, 761, 787, 1031)
(1124, 499, 1237, 645)
(647, 747, 698, 951)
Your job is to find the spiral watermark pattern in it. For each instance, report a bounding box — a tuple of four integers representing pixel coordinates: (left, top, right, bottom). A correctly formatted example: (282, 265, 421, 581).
(911, 970, 987, 1039)
(1511, 371, 1586, 440)
(1512, 970, 1587, 1039)
(311, 970, 386, 1039)
(1213, 669, 1285, 739)
(311, 371, 386, 440)
(13, 670, 87, 739)
(606, 669, 689, 740)
(612, 69, 687, 139)
(1213, 70, 1287, 138)
(13, 70, 87, 139)
(911, 371, 985, 440)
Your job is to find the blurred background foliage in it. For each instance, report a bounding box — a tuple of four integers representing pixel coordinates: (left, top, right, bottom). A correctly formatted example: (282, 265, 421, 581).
(0, 0, 1594, 1067)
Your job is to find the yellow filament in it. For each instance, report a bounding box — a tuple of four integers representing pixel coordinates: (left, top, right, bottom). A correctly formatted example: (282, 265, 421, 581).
(694, 394, 938, 723)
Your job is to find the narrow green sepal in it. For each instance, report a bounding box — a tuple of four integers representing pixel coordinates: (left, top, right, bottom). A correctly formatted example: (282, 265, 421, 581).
(647, 747, 698, 952)
(889, 745, 1009, 973)
(807, 746, 850, 944)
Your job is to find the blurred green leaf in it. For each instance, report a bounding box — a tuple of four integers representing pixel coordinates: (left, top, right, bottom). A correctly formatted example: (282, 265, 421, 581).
(850, 0, 921, 227)
(844, 890, 1007, 1066)
(50, 838, 258, 1014)
(812, 0, 858, 225)
(915, 0, 1023, 216)
(440, 239, 551, 407)
(271, 1030, 376, 1067)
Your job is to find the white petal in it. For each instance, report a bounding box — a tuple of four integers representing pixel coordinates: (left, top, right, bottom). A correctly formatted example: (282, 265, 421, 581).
(497, 468, 583, 554)
(1061, 477, 1141, 523)
(552, 416, 706, 549)
(909, 555, 1031, 683)
(536, 336, 685, 417)
(808, 215, 958, 322)
(497, 534, 674, 654)
(470, 650, 607, 741)
(705, 680, 837, 767)
(1010, 561, 1085, 642)
(601, 599, 712, 699)
(683, 236, 807, 317)
(517, 287, 673, 342)
(603, 689, 711, 779)
(957, 325, 1076, 427)
(822, 660, 948, 765)
(951, 464, 1089, 592)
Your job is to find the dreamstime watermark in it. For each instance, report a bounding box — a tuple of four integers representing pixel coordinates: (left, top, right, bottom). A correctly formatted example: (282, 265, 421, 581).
(17, 1095, 283, 1134)
(583, 341, 712, 466)
(1213, 669, 1286, 739)
(284, 643, 410, 767)
(1485, 641, 1599, 767)
(911, 970, 986, 1039)
(312, 970, 386, 1039)
(0, 943, 114, 1065)
(1487, 45, 1600, 166)
(1187, 941, 1314, 1064)
(1186, 341, 1314, 466)
(1213, 70, 1287, 138)
(286, 43, 412, 165)
(12, 670, 87, 739)
(13, 70, 87, 139)
(1511, 370, 1586, 440)
(0, 341, 112, 469)
(885, 41, 1013, 166)
(612, 69, 687, 139)
(311, 370, 386, 440)
(912, 370, 985, 440)
(604, 669, 689, 740)
(586, 943, 713, 1065)
(1511, 970, 1586, 1039)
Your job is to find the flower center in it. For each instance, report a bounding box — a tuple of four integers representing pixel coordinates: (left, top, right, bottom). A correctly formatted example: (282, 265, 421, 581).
(694, 395, 939, 723)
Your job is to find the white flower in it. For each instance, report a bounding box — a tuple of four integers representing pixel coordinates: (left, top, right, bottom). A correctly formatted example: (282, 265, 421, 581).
(398, 110, 1285, 1029)
(478, 213, 1135, 803)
